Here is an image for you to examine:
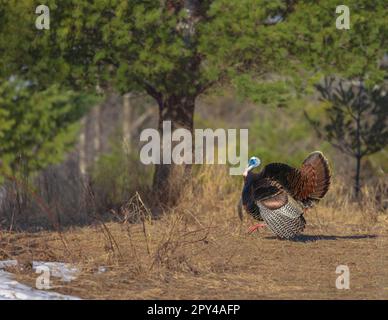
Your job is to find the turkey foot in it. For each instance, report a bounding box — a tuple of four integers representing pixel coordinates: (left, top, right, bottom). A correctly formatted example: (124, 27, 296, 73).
(248, 223, 266, 234)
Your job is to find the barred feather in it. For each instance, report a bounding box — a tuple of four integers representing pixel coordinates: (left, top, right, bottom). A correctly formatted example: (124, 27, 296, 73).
(257, 196, 306, 239)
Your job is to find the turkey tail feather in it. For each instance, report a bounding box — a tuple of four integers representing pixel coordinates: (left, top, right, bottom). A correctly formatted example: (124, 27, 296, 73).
(301, 151, 331, 200)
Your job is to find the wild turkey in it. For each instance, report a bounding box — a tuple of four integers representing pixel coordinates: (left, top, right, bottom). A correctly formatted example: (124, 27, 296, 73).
(242, 151, 331, 239)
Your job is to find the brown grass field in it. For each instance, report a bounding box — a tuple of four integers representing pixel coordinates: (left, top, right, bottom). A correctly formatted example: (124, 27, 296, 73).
(0, 167, 387, 300)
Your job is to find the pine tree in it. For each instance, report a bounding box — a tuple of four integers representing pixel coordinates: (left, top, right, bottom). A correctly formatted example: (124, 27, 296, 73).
(0, 79, 95, 181)
(308, 77, 388, 198)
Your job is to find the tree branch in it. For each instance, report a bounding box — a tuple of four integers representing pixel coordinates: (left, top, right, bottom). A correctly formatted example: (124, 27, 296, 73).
(141, 80, 163, 104)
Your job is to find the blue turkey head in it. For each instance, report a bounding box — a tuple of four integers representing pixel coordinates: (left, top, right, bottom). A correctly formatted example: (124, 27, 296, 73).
(244, 156, 261, 176)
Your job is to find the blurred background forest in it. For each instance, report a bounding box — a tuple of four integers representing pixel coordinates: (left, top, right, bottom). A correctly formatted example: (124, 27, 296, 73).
(0, 86, 386, 231)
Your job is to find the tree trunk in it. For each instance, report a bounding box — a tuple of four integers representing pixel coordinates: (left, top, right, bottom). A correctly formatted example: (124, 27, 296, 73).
(122, 93, 132, 154)
(355, 94, 362, 200)
(152, 94, 196, 209)
(92, 105, 101, 162)
(355, 155, 361, 199)
(79, 117, 87, 176)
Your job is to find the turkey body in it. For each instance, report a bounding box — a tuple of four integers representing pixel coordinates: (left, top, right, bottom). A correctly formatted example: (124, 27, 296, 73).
(242, 151, 331, 239)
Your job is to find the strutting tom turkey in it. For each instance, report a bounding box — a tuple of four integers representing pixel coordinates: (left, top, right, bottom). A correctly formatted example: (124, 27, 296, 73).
(241, 151, 331, 239)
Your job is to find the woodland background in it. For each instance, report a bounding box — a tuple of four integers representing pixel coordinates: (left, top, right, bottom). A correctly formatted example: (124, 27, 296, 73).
(0, 89, 387, 230)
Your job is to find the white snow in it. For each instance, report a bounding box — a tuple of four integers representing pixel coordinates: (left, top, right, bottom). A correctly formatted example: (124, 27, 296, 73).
(0, 260, 18, 269)
(32, 261, 79, 282)
(97, 266, 107, 274)
(0, 260, 80, 300)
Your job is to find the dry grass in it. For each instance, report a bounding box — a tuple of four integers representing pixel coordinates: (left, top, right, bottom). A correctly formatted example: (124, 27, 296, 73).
(0, 166, 387, 299)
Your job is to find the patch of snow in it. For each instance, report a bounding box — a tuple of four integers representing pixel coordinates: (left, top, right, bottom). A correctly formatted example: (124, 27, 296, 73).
(0, 260, 80, 300)
(0, 260, 18, 269)
(0, 270, 79, 300)
(32, 261, 79, 282)
(97, 266, 107, 274)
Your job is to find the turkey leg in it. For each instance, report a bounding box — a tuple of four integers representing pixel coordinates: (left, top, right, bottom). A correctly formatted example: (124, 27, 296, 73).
(248, 223, 266, 234)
